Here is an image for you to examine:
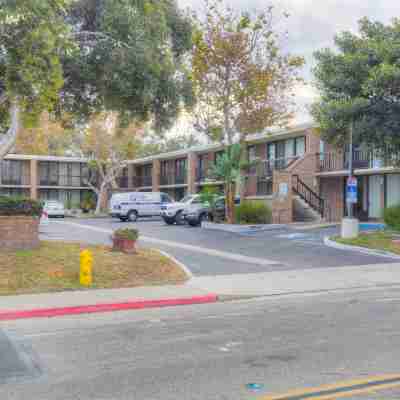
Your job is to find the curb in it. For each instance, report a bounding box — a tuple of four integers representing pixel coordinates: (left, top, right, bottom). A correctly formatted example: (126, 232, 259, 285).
(0, 294, 218, 321)
(324, 236, 400, 260)
(157, 249, 194, 279)
(201, 222, 285, 234)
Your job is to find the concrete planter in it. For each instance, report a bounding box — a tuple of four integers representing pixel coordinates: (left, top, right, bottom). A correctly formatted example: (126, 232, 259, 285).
(201, 221, 283, 234)
(112, 237, 137, 254)
(0, 216, 40, 250)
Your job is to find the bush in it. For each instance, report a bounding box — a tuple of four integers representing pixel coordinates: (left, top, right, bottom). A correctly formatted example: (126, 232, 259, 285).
(235, 200, 271, 224)
(113, 228, 139, 241)
(0, 196, 43, 217)
(384, 205, 400, 231)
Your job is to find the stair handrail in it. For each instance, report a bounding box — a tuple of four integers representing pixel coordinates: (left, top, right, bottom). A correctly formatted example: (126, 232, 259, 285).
(292, 174, 326, 218)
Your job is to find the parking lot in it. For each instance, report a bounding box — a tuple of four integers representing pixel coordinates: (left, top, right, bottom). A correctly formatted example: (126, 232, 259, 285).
(39, 217, 398, 277)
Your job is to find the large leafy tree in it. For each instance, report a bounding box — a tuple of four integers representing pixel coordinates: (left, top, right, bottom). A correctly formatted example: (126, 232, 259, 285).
(192, 0, 304, 204)
(0, 0, 70, 159)
(312, 18, 400, 151)
(64, 0, 193, 130)
(82, 112, 143, 214)
(0, 0, 193, 160)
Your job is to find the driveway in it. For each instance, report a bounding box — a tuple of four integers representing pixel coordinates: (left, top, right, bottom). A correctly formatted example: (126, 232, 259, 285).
(39, 217, 397, 277)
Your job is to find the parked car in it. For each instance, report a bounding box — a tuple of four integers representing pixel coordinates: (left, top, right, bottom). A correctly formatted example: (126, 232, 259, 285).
(183, 194, 220, 227)
(161, 194, 204, 225)
(109, 192, 173, 222)
(43, 200, 65, 218)
(208, 196, 241, 222)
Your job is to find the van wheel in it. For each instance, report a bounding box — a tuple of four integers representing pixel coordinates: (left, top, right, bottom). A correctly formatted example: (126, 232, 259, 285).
(199, 212, 207, 225)
(175, 211, 185, 225)
(119, 217, 128, 222)
(163, 217, 175, 225)
(127, 210, 138, 222)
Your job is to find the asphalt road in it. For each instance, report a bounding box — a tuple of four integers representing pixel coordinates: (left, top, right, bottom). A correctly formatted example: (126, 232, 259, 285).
(1, 287, 400, 399)
(40, 218, 397, 276)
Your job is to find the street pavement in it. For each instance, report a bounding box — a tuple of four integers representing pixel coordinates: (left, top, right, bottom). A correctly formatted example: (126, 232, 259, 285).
(40, 218, 397, 277)
(1, 286, 400, 399)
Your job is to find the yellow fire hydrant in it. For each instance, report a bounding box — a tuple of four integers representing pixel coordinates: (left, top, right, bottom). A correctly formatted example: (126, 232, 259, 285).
(80, 249, 93, 287)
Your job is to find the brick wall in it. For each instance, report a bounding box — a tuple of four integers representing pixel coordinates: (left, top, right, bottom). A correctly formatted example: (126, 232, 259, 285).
(272, 171, 293, 223)
(320, 176, 344, 222)
(0, 216, 40, 250)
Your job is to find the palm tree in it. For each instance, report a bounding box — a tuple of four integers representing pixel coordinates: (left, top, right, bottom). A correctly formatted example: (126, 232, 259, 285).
(209, 144, 242, 224)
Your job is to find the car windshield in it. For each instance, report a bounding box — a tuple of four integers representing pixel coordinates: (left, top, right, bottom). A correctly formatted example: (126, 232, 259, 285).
(180, 195, 195, 203)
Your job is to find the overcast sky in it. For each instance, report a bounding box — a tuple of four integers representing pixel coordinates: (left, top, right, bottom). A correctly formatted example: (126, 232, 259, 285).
(178, 0, 400, 123)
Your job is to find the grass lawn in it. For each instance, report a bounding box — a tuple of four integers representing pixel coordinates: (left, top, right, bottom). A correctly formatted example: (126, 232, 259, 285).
(0, 241, 188, 296)
(335, 231, 400, 254)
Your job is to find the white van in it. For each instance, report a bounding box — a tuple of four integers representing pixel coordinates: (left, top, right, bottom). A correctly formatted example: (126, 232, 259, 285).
(109, 192, 173, 222)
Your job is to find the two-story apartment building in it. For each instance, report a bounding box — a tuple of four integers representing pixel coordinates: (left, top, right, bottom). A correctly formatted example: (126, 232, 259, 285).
(2, 122, 396, 222)
(0, 155, 94, 207)
(317, 144, 400, 221)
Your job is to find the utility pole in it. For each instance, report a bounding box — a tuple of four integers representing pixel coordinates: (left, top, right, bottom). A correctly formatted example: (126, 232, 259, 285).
(347, 120, 354, 218)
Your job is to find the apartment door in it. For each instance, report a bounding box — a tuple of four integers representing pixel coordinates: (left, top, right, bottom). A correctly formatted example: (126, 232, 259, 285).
(368, 175, 384, 219)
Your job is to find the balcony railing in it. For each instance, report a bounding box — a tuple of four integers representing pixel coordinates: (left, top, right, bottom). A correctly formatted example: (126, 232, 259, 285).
(256, 156, 299, 177)
(38, 177, 90, 187)
(1, 175, 30, 186)
(196, 168, 215, 182)
(318, 150, 400, 172)
(133, 175, 152, 187)
(160, 171, 187, 186)
(117, 176, 129, 189)
(256, 178, 273, 196)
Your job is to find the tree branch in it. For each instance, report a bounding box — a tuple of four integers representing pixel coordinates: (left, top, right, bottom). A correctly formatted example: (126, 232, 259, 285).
(0, 100, 20, 160)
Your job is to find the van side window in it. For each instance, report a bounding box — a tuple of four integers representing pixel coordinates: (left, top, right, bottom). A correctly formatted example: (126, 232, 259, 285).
(161, 194, 172, 203)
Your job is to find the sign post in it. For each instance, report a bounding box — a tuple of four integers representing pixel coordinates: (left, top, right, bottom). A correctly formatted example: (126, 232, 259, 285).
(341, 121, 359, 239)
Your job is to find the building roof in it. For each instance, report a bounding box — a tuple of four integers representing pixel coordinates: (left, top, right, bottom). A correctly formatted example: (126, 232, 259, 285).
(3, 121, 317, 165)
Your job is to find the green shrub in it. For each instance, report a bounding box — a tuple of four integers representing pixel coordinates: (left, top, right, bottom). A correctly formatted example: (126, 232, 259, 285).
(113, 228, 139, 241)
(81, 192, 97, 211)
(0, 196, 43, 217)
(384, 205, 400, 231)
(235, 200, 271, 224)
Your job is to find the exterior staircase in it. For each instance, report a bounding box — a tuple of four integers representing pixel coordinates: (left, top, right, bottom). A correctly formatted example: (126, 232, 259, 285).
(292, 174, 327, 222)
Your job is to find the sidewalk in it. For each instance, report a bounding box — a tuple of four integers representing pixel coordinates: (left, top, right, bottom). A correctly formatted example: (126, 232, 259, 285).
(2, 263, 400, 321)
(0, 285, 217, 321)
(190, 263, 400, 297)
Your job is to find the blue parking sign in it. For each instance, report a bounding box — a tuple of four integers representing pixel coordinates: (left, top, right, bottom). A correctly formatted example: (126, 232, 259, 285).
(346, 176, 358, 204)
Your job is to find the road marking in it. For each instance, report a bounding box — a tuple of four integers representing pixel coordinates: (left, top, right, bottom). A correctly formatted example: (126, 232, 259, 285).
(259, 374, 400, 400)
(57, 221, 282, 266)
(376, 298, 400, 303)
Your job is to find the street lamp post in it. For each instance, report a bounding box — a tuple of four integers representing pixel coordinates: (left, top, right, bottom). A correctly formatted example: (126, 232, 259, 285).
(341, 120, 359, 239)
(347, 120, 354, 218)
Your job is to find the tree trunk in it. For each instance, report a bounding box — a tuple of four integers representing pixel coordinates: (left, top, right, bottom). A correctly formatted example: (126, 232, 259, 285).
(95, 181, 108, 215)
(238, 137, 248, 201)
(0, 101, 20, 160)
(225, 181, 236, 224)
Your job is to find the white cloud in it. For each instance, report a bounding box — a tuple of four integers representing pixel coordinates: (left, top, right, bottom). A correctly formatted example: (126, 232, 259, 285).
(178, 0, 400, 121)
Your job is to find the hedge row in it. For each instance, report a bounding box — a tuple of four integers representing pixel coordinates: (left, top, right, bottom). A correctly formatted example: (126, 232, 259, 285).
(0, 196, 43, 217)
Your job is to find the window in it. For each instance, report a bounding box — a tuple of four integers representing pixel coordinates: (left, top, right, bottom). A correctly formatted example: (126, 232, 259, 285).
(285, 139, 295, 159)
(175, 159, 187, 176)
(248, 146, 257, 162)
(295, 137, 306, 156)
(1, 160, 23, 185)
(71, 163, 81, 187)
(143, 164, 152, 177)
(161, 193, 172, 203)
(267, 143, 276, 160)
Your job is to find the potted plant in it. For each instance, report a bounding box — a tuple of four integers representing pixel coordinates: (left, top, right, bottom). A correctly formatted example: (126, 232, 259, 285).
(112, 228, 139, 254)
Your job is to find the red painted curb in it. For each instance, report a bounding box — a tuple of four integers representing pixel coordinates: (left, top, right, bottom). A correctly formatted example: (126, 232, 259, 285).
(0, 294, 218, 321)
